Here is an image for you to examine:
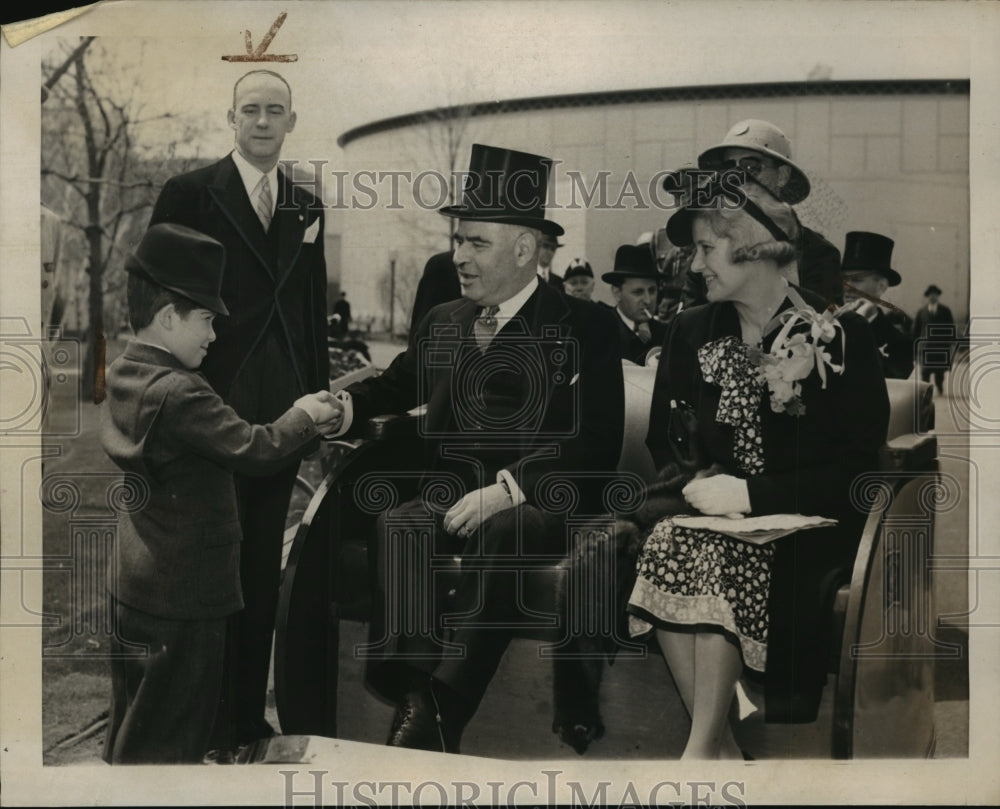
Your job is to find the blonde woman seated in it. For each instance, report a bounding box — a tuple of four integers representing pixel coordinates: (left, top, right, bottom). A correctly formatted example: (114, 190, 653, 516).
(627, 176, 889, 759)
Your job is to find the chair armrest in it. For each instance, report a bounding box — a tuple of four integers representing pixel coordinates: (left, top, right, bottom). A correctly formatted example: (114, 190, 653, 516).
(878, 433, 938, 473)
(363, 412, 423, 441)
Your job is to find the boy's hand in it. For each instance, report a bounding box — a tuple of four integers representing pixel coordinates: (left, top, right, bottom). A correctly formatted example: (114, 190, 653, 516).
(294, 391, 344, 434)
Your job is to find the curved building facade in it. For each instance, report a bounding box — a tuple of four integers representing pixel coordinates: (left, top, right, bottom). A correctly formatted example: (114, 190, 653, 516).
(335, 80, 969, 333)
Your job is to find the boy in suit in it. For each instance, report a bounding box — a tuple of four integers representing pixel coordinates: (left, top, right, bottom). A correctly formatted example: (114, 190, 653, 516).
(100, 223, 340, 764)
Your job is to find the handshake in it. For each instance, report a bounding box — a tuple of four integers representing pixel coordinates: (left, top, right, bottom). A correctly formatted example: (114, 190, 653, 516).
(293, 390, 345, 437)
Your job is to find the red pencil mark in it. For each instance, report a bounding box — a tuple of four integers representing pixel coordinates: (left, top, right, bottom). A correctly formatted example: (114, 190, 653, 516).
(222, 12, 298, 63)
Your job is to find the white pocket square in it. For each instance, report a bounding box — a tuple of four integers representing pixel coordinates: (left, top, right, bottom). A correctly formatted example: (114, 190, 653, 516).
(302, 218, 321, 243)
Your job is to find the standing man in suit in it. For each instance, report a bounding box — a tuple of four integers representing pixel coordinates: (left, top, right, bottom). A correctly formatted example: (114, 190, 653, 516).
(148, 69, 328, 753)
(913, 284, 955, 394)
(326, 144, 624, 753)
(601, 244, 667, 365)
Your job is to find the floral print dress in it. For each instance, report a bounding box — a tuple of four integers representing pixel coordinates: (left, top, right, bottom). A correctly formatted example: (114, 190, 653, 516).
(627, 335, 774, 672)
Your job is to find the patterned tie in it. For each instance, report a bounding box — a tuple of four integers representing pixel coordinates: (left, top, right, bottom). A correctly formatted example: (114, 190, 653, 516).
(635, 321, 652, 344)
(255, 175, 273, 232)
(473, 305, 500, 351)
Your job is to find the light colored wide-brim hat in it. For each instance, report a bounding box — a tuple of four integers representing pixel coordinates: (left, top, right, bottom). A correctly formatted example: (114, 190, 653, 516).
(698, 119, 811, 205)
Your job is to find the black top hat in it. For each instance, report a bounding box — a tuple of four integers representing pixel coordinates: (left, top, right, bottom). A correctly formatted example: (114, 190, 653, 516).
(841, 231, 901, 287)
(602, 244, 659, 285)
(924, 284, 943, 297)
(563, 258, 593, 280)
(439, 143, 564, 236)
(125, 223, 229, 315)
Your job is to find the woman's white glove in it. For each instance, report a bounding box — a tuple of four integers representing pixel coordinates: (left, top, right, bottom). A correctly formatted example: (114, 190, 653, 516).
(682, 474, 751, 517)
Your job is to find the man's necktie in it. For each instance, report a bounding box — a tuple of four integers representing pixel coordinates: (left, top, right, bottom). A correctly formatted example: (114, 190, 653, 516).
(256, 175, 273, 232)
(473, 305, 500, 351)
(635, 321, 652, 344)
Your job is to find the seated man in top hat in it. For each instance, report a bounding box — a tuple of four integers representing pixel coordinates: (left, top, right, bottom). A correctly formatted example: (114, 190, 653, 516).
(562, 258, 595, 300)
(601, 244, 668, 365)
(686, 120, 842, 308)
(325, 143, 625, 753)
(839, 231, 914, 379)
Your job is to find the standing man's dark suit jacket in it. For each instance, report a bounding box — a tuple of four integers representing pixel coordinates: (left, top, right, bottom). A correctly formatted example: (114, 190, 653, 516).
(608, 306, 668, 366)
(149, 154, 328, 419)
(148, 153, 328, 746)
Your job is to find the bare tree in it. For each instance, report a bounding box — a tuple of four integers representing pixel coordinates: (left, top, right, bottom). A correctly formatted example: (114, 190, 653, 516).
(41, 38, 210, 400)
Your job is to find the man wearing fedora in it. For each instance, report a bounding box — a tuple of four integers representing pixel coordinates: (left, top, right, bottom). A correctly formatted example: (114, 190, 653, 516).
(148, 69, 329, 752)
(562, 258, 595, 300)
(602, 244, 668, 365)
(913, 283, 955, 394)
(688, 119, 843, 308)
(326, 143, 624, 753)
(840, 231, 914, 380)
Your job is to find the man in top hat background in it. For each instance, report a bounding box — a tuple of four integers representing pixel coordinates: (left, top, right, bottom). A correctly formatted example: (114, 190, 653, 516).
(147, 69, 329, 752)
(325, 143, 624, 753)
(839, 231, 915, 380)
(913, 283, 955, 394)
(691, 118, 843, 307)
(537, 232, 565, 288)
(562, 258, 595, 300)
(602, 244, 668, 365)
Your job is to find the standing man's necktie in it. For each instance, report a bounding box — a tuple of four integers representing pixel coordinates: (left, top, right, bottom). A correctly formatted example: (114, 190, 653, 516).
(635, 321, 652, 344)
(256, 175, 273, 232)
(474, 305, 500, 351)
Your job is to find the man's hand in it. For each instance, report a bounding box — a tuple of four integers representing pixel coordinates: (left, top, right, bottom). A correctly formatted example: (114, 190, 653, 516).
(294, 391, 344, 435)
(682, 474, 750, 517)
(443, 484, 514, 537)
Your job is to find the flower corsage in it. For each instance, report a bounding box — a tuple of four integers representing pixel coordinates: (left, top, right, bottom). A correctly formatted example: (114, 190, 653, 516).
(751, 307, 845, 415)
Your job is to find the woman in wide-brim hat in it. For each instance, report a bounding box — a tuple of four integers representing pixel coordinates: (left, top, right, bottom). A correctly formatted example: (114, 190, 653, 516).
(625, 174, 889, 758)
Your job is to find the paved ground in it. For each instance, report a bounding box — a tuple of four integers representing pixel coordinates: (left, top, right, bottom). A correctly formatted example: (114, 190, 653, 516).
(41, 336, 970, 763)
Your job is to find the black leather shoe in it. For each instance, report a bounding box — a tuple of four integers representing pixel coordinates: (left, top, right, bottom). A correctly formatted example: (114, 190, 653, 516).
(553, 718, 606, 755)
(386, 682, 465, 753)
